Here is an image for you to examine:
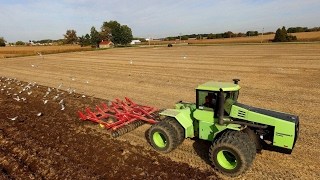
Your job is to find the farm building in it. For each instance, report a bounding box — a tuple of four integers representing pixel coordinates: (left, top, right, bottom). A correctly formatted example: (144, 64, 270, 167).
(130, 40, 141, 45)
(99, 40, 114, 48)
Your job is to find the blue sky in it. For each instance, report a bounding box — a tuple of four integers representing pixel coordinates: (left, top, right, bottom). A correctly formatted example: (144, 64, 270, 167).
(1, 0, 319, 42)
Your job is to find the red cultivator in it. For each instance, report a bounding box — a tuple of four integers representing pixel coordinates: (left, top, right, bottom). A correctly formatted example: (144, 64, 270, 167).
(78, 97, 161, 138)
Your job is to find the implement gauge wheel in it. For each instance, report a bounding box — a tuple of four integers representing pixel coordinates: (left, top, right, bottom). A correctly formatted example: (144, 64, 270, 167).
(209, 131, 253, 177)
(148, 121, 178, 153)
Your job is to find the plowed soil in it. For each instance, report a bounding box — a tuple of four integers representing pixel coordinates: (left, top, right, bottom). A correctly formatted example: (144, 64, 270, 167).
(1, 44, 320, 179)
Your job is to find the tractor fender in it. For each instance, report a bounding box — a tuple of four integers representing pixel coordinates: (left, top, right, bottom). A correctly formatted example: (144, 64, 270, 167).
(160, 108, 194, 138)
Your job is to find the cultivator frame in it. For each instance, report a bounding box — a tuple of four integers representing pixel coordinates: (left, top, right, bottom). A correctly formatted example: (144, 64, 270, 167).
(78, 97, 161, 138)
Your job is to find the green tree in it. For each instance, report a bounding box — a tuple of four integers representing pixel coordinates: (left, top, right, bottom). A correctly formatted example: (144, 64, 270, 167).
(0, 37, 6, 46)
(246, 31, 258, 37)
(273, 28, 285, 42)
(181, 35, 188, 40)
(119, 25, 133, 45)
(196, 34, 203, 40)
(101, 21, 121, 45)
(78, 34, 91, 47)
(63, 29, 78, 44)
(90, 26, 101, 48)
(273, 26, 297, 42)
(238, 32, 245, 37)
(215, 34, 223, 39)
(15, 41, 25, 45)
(164, 36, 176, 41)
(281, 26, 287, 39)
(225, 31, 233, 38)
(207, 33, 214, 39)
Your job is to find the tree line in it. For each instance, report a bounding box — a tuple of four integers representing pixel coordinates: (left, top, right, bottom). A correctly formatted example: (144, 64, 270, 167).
(1, 20, 134, 47)
(162, 26, 319, 41)
(66, 20, 133, 47)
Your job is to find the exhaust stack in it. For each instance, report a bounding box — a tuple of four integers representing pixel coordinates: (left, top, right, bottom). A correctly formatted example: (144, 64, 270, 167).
(218, 88, 224, 125)
(232, 78, 240, 84)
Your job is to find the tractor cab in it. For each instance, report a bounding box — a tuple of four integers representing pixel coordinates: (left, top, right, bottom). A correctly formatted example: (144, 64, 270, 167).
(194, 79, 241, 122)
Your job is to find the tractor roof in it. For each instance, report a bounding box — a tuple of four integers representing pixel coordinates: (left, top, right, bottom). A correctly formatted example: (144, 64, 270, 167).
(196, 81, 241, 91)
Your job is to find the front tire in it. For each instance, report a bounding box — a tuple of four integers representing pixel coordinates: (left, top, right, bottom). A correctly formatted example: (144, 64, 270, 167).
(162, 117, 185, 146)
(148, 121, 178, 153)
(209, 131, 253, 177)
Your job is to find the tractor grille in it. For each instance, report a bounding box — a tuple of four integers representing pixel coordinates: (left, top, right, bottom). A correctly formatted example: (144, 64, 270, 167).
(238, 110, 246, 118)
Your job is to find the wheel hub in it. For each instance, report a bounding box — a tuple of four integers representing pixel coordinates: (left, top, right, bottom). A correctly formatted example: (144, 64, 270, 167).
(217, 150, 237, 170)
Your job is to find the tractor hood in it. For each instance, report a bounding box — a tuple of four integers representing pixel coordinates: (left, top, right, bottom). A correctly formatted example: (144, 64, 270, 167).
(234, 102, 299, 124)
(230, 102, 299, 152)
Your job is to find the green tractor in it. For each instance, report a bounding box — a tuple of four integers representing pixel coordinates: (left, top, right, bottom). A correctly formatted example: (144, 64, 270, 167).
(148, 79, 299, 177)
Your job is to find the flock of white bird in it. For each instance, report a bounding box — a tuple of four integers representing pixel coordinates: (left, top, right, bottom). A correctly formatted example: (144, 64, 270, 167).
(0, 75, 88, 122)
(1, 52, 186, 121)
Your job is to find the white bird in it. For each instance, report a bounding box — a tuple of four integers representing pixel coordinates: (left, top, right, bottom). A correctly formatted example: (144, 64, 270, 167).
(8, 116, 18, 120)
(21, 97, 27, 101)
(53, 95, 59, 100)
(27, 91, 32, 95)
(37, 52, 44, 58)
(37, 112, 43, 116)
(61, 104, 65, 110)
(81, 94, 86, 98)
(13, 96, 20, 101)
(85, 80, 89, 84)
(30, 63, 35, 67)
(24, 85, 31, 90)
(59, 99, 64, 104)
(44, 91, 50, 97)
(57, 83, 63, 92)
(48, 87, 51, 92)
(71, 77, 75, 81)
(130, 60, 133, 65)
(183, 54, 186, 59)
(43, 99, 48, 104)
(107, 101, 112, 106)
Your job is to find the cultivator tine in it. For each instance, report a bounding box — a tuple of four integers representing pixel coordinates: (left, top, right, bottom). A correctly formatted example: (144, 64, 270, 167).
(101, 102, 109, 110)
(85, 107, 97, 119)
(78, 111, 87, 120)
(125, 97, 136, 106)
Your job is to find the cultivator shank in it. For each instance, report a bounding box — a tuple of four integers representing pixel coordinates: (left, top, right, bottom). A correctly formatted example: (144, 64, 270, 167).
(78, 97, 161, 138)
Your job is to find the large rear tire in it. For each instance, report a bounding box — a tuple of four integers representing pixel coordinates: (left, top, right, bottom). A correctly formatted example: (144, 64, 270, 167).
(243, 128, 262, 153)
(209, 131, 253, 177)
(220, 130, 256, 161)
(162, 117, 185, 146)
(148, 121, 178, 153)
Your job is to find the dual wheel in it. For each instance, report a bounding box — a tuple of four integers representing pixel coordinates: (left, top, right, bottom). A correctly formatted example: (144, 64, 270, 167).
(209, 130, 256, 177)
(148, 117, 184, 153)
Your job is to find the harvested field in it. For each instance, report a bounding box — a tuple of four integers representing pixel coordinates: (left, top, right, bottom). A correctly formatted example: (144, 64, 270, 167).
(0, 43, 320, 179)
